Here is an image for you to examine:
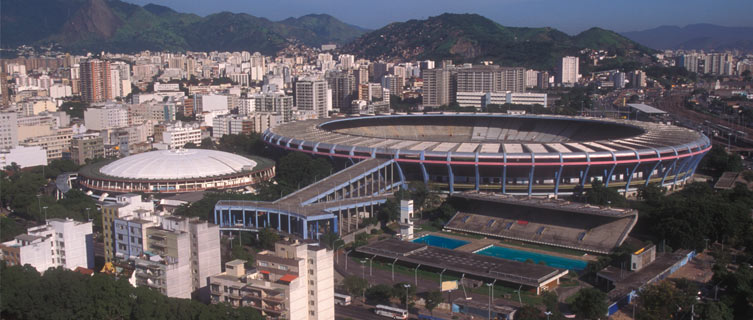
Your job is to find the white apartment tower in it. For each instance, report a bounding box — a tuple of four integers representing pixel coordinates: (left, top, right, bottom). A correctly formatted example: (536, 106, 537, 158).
(559, 56, 580, 85)
(295, 79, 329, 119)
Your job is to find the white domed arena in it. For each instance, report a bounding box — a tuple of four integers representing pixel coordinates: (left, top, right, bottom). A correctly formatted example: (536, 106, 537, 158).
(78, 149, 276, 194)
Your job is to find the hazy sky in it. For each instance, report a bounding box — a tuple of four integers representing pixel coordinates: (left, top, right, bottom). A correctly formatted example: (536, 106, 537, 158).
(126, 0, 752, 34)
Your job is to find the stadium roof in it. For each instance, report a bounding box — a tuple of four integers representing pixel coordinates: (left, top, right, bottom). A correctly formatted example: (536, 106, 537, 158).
(627, 104, 667, 114)
(99, 149, 257, 180)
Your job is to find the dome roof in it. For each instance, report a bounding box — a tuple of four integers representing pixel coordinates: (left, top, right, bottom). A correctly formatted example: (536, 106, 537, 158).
(99, 149, 257, 180)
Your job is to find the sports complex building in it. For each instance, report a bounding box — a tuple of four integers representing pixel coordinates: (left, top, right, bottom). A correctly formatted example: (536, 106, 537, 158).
(262, 114, 711, 196)
(79, 149, 275, 194)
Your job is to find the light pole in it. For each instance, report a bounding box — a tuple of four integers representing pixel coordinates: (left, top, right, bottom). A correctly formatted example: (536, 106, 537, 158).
(36, 194, 42, 217)
(360, 260, 366, 280)
(345, 249, 352, 270)
(85, 207, 91, 222)
(403, 283, 411, 311)
(43, 206, 48, 222)
(486, 282, 493, 320)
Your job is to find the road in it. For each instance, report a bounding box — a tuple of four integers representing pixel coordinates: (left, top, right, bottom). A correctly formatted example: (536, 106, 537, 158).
(335, 304, 385, 320)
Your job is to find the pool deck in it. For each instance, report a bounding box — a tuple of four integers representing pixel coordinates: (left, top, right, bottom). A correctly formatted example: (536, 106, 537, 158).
(427, 231, 597, 262)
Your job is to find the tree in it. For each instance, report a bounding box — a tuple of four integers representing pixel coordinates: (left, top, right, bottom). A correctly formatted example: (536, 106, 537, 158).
(352, 232, 370, 249)
(391, 282, 416, 307)
(635, 281, 695, 320)
(377, 199, 400, 223)
(582, 180, 626, 207)
(0, 263, 264, 320)
(342, 275, 368, 298)
(637, 183, 665, 206)
(569, 288, 607, 320)
(424, 291, 444, 316)
(257, 228, 280, 251)
(320, 232, 345, 251)
(542, 291, 561, 318)
(516, 305, 544, 320)
(365, 284, 393, 305)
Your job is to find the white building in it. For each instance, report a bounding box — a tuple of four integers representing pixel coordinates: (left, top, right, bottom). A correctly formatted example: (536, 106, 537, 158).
(0, 218, 94, 273)
(295, 79, 329, 119)
(456, 91, 548, 109)
(209, 239, 334, 319)
(0, 145, 48, 168)
(162, 123, 202, 149)
(197, 94, 229, 113)
(0, 112, 18, 149)
(134, 216, 221, 299)
(559, 56, 580, 85)
(84, 103, 129, 131)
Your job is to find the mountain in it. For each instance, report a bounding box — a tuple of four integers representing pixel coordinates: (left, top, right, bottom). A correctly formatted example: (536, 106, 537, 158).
(621, 24, 753, 52)
(277, 14, 369, 47)
(342, 14, 652, 69)
(0, 0, 368, 54)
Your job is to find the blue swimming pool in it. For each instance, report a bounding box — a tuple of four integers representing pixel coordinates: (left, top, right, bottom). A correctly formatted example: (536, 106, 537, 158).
(475, 245, 588, 270)
(413, 235, 470, 249)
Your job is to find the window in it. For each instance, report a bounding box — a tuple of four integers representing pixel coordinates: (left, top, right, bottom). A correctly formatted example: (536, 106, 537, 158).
(278, 265, 288, 271)
(309, 301, 314, 305)
(309, 270, 314, 275)
(310, 311, 315, 316)
(117, 234, 123, 241)
(308, 259, 314, 264)
(258, 261, 268, 267)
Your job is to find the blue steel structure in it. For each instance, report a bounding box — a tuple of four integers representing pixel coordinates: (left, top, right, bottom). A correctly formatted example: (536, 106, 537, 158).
(262, 114, 711, 197)
(214, 158, 402, 239)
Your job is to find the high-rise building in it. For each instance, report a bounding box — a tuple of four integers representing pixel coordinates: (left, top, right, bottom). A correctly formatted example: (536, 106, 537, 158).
(80, 59, 113, 103)
(134, 216, 221, 300)
(455, 66, 526, 93)
(536, 71, 550, 89)
(295, 79, 329, 119)
(84, 102, 129, 131)
(559, 56, 580, 85)
(629, 70, 646, 88)
(525, 70, 538, 88)
(252, 92, 293, 122)
(0, 112, 18, 149)
(70, 134, 104, 165)
(0, 218, 94, 273)
(101, 194, 155, 262)
(422, 68, 457, 107)
(326, 71, 355, 111)
(209, 239, 334, 319)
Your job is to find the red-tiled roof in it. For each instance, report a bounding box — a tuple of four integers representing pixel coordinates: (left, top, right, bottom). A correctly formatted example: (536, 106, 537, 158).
(260, 270, 270, 274)
(279, 274, 297, 282)
(74, 267, 94, 276)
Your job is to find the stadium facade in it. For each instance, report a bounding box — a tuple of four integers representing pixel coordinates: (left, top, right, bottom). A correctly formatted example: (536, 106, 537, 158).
(262, 114, 711, 196)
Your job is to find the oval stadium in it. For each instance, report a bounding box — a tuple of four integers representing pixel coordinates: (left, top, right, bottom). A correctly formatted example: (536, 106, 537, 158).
(263, 114, 711, 196)
(78, 149, 276, 194)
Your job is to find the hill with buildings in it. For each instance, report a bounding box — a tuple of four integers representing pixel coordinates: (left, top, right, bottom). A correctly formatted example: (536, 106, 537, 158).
(342, 13, 653, 69)
(0, 0, 368, 54)
(621, 24, 753, 52)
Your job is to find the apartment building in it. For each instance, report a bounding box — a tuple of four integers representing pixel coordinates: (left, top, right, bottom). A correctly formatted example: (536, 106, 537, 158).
(134, 216, 221, 299)
(208, 239, 334, 319)
(0, 218, 94, 273)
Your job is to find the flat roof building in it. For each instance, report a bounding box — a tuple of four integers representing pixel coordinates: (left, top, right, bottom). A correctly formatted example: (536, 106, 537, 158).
(0, 218, 94, 273)
(209, 239, 334, 319)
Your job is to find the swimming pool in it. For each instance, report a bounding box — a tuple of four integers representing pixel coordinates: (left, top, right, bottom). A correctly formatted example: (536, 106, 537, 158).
(413, 235, 470, 249)
(475, 245, 588, 270)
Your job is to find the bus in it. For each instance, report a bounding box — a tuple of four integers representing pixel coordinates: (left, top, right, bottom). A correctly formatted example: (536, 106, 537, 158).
(374, 304, 408, 319)
(334, 293, 352, 306)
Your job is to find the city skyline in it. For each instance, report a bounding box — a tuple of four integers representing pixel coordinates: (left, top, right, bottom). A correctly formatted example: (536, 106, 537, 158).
(126, 0, 753, 34)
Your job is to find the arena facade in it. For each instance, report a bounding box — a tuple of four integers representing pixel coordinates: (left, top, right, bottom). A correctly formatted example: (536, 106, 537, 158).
(79, 149, 275, 194)
(263, 114, 711, 196)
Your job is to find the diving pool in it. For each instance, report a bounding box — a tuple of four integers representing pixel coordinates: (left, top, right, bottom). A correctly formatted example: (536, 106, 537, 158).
(475, 245, 588, 271)
(412, 235, 470, 249)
